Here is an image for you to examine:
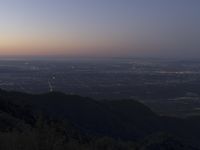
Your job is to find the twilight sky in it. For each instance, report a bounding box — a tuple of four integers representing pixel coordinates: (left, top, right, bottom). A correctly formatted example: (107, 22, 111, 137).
(0, 0, 200, 58)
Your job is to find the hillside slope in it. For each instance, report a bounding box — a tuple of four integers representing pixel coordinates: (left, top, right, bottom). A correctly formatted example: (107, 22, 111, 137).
(0, 89, 199, 149)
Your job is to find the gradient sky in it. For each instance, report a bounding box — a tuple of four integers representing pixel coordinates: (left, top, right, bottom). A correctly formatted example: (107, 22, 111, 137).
(0, 0, 200, 58)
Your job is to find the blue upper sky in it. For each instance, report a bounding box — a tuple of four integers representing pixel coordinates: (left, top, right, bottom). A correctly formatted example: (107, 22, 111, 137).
(0, 0, 199, 58)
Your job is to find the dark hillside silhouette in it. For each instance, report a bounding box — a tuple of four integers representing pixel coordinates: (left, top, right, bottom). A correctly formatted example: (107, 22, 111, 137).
(0, 89, 199, 149)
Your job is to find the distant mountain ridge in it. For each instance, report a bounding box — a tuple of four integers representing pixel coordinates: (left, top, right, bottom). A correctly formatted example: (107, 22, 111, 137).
(0, 89, 199, 149)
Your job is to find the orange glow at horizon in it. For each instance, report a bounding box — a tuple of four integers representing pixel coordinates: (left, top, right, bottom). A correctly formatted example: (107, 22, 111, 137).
(0, 31, 139, 56)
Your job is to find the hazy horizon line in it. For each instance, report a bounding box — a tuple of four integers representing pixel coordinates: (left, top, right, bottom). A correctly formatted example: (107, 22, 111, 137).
(0, 55, 199, 61)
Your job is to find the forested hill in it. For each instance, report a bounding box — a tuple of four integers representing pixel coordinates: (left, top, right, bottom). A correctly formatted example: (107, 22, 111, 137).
(0, 89, 199, 150)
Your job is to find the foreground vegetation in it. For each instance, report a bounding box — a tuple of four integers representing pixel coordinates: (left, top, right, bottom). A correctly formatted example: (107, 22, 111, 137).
(0, 118, 197, 150)
(0, 89, 199, 149)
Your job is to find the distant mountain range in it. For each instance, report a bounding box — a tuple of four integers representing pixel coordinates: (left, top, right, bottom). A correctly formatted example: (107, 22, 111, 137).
(0, 89, 199, 149)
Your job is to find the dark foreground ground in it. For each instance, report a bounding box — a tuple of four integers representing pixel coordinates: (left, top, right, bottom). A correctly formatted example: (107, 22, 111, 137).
(0, 89, 199, 150)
